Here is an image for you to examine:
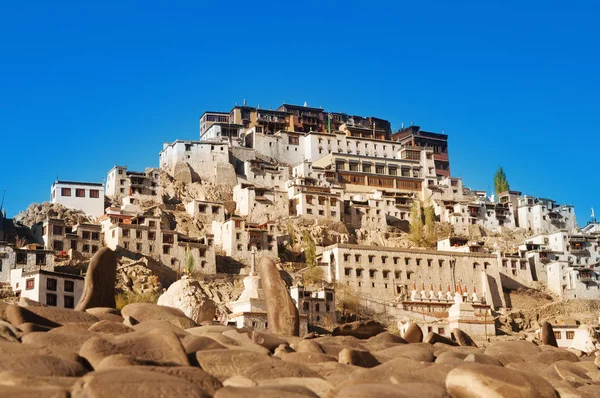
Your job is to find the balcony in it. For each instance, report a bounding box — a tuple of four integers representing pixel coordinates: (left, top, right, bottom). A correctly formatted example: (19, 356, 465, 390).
(569, 236, 586, 243)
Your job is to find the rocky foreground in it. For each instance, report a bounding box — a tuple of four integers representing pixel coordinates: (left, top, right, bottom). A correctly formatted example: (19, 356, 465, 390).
(0, 302, 599, 398)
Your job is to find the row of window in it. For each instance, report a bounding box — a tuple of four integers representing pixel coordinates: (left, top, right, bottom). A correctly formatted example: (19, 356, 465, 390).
(25, 277, 74, 292)
(341, 254, 492, 270)
(60, 188, 101, 198)
(335, 162, 419, 177)
(53, 240, 98, 253)
(49, 225, 100, 240)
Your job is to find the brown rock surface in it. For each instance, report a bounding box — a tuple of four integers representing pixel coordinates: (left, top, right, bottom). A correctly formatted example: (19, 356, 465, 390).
(0, 352, 87, 377)
(446, 363, 559, 398)
(0, 385, 69, 398)
(258, 257, 299, 336)
(484, 340, 542, 359)
(121, 303, 198, 329)
(374, 343, 435, 363)
(367, 331, 407, 345)
(280, 352, 338, 365)
(75, 247, 118, 311)
(529, 349, 581, 365)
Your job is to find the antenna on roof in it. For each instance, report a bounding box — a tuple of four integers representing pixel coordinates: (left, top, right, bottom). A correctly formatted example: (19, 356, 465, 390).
(257, 104, 260, 109)
(243, 99, 247, 106)
(304, 101, 308, 107)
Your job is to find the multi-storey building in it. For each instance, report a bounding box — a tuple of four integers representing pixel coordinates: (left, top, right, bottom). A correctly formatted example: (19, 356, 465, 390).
(0, 242, 55, 283)
(290, 285, 336, 325)
(211, 217, 279, 263)
(392, 125, 450, 178)
(51, 180, 105, 218)
(105, 166, 160, 200)
(516, 196, 577, 234)
(101, 209, 216, 275)
(200, 111, 230, 136)
(322, 243, 506, 309)
(32, 218, 103, 256)
(233, 184, 289, 224)
(185, 200, 226, 223)
(10, 268, 83, 309)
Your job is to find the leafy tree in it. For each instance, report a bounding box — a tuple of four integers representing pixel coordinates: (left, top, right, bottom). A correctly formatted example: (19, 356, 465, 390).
(494, 167, 510, 194)
(303, 266, 324, 286)
(424, 205, 437, 247)
(409, 200, 424, 246)
(335, 283, 359, 319)
(185, 245, 195, 275)
(286, 221, 297, 247)
(302, 230, 317, 267)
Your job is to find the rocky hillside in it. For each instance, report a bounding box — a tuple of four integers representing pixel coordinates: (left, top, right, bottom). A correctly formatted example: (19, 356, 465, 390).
(14, 202, 93, 227)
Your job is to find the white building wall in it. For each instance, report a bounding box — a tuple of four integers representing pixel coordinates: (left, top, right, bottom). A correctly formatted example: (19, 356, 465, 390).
(51, 181, 105, 218)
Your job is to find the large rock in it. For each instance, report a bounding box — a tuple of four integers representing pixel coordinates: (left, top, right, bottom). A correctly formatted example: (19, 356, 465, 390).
(446, 363, 559, 398)
(79, 329, 190, 368)
(214, 385, 318, 398)
(332, 320, 384, 339)
(5, 304, 98, 329)
(75, 247, 118, 310)
(569, 325, 599, 354)
(453, 328, 478, 347)
(338, 348, 380, 368)
(71, 368, 209, 398)
(157, 278, 217, 324)
(121, 303, 198, 329)
(402, 322, 423, 343)
(0, 352, 87, 377)
(484, 340, 542, 360)
(335, 383, 449, 398)
(258, 257, 299, 336)
(194, 349, 273, 381)
(541, 322, 558, 347)
(424, 332, 458, 346)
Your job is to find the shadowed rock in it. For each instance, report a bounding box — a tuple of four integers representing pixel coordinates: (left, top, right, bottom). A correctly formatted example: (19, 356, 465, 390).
(541, 322, 559, 347)
(75, 247, 118, 311)
(424, 332, 459, 347)
(121, 303, 198, 329)
(258, 257, 299, 336)
(332, 320, 384, 339)
(446, 363, 559, 398)
(402, 322, 423, 343)
(453, 328, 478, 347)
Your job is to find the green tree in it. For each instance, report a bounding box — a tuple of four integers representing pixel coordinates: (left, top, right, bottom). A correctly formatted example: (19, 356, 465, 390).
(409, 200, 424, 246)
(286, 221, 297, 247)
(302, 230, 317, 267)
(424, 205, 437, 247)
(185, 245, 195, 275)
(303, 266, 324, 286)
(494, 167, 510, 195)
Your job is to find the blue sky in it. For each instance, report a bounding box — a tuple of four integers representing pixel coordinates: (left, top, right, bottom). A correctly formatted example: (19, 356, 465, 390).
(1, 1, 598, 225)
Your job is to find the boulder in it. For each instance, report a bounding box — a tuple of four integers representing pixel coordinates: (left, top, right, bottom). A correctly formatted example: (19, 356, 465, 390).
(529, 349, 580, 365)
(464, 353, 504, 367)
(195, 349, 273, 381)
(453, 328, 478, 347)
(222, 329, 288, 352)
(374, 344, 435, 363)
(344, 357, 431, 386)
(143, 366, 223, 396)
(338, 348, 380, 368)
(22, 326, 101, 352)
(332, 320, 385, 339)
(88, 320, 133, 336)
(280, 352, 337, 365)
(484, 340, 542, 359)
(295, 339, 325, 354)
(0, 353, 87, 377)
(214, 385, 318, 398)
(242, 358, 323, 380)
(79, 329, 190, 368)
(5, 304, 98, 329)
(121, 303, 198, 329)
(367, 331, 407, 345)
(334, 383, 449, 398)
(569, 325, 599, 354)
(258, 257, 299, 336)
(446, 363, 558, 398)
(257, 377, 333, 397)
(424, 332, 458, 346)
(402, 322, 423, 343)
(0, 385, 69, 398)
(157, 278, 217, 324)
(541, 322, 558, 347)
(0, 320, 20, 342)
(70, 368, 210, 398)
(75, 247, 118, 310)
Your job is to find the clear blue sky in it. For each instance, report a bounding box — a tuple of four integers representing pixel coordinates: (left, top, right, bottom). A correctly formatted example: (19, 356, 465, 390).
(1, 1, 598, 225)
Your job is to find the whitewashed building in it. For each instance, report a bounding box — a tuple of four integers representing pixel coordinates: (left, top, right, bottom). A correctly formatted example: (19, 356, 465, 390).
(32, 218, 102, 256)
(51, 180, 105, 218)
(105, 166, 160, 200)
(290, 285, 336, 325)
(10, 268, 83, 308)
(211, 217, 279, 263)
(517, 196, 577, 234)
